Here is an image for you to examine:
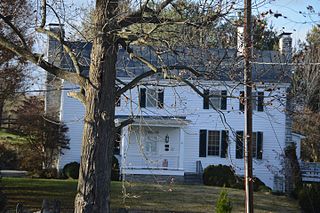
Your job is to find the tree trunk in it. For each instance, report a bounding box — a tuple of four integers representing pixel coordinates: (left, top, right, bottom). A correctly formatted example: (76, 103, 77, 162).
(0, 99, 4, 127)
(74, 1, 118, 212)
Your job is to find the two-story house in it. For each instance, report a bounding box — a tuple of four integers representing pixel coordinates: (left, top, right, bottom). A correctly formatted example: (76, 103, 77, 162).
(46, 24, 300, 191)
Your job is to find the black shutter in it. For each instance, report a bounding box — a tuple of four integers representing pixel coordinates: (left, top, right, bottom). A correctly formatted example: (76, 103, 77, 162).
(239, 91, 244, 111)
(220, 130, 228, 158)
(203, 89, 209, 109)
(221, 90, 227, 110)
(257, 92, 264, 112)
(257, 132, 263, 159)
(140, 88, 146, 108)
(236, 131, 244, 159)
(199, 130, 207, 157)
(157, 89, 164, 108)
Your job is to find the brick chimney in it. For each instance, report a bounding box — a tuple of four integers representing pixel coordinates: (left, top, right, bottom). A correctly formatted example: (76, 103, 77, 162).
(45, 24, 64, 121)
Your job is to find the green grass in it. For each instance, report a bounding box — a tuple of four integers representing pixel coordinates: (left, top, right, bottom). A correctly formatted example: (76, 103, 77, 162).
(1, 178, 300, 212)
(0, 129, 26, 144)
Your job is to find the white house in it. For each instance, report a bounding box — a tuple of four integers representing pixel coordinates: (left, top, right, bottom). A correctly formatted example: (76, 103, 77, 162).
(45, 24, 299, 191)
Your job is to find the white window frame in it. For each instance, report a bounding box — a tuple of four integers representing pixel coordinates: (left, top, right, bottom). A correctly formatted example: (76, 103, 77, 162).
(209, 90, 221, 109)
(207, 130, 221, 156)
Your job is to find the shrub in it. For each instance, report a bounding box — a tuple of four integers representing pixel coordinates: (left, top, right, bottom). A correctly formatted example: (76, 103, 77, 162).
(62, 157, 120, 180)
(203, 164, 270, 192)
(298, 183, 320, 213)
(0, 144, 19, 170)
(63, 162, 80, 179)
(18, 145, 43, 174)
(203, 165, 237, 187)
(112, 156, 120, 181)
(215, 188, 232, 213)
(39, 168, 58, 179)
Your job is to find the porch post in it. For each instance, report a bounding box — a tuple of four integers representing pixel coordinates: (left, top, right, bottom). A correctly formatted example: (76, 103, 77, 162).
(120, 125, 129, 177)
(179, 128, 185, 170)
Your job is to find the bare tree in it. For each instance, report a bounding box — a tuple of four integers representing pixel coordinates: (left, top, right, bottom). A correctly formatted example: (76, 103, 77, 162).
(0, 0, 33, 125)
(292, 26, 320, 162)
(0, 0, 235, 212)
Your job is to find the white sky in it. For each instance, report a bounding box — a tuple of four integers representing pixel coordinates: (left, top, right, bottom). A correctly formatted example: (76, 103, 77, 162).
(30, 0, 319, 91)
(62, 0, 320, 44)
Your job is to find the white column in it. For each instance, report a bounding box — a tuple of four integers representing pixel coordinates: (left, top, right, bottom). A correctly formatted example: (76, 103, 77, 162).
(178, 127, 185, 170)
(120, 125, 129, 176)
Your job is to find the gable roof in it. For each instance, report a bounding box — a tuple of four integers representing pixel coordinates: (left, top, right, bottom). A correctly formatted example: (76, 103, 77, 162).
(55, 42, 292, 83)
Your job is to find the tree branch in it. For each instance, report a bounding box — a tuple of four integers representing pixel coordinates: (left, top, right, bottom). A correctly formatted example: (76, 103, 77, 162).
(36, 28, 82, 75)
(116, 70, 155, 96)
(67, 91, 86, 105)
(116, 117, 134, 131)
(118, 0, 174, 27)
(0, 13, 29, 49)
(40, 0, 46, 28)
(0, 35, 86, 87)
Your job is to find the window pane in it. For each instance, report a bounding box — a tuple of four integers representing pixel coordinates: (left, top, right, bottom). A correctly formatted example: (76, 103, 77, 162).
(146, 89, 157, 107)
(209, 91, 221, 109)
(208, 131, 220, 156)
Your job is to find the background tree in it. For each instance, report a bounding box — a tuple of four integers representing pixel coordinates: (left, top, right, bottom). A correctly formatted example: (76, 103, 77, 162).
(0, 0, 33, 126)
(14, 96, 70, 173)
(0, 0, 236, 212)
(292, 25, 320, 162)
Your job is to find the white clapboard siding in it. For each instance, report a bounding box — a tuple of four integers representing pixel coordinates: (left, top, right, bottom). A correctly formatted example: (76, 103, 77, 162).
(59, 83, 84, 167)
(60, 79, 290, 189)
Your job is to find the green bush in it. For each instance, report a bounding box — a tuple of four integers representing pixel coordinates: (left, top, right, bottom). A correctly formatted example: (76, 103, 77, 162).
(0, 144, 19, 170)
(63, 162, 80, 179)
(298, 183, 320, 213)
(203, 165, 237, 187)
(203, 164, 270, 192)
(215, 188, 232, 213)
(39, 168, 58, 179)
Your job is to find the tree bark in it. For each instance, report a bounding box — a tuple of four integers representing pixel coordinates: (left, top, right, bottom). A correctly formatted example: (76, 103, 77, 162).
(74, 1, 118, 212)
(0, 99, 4, 127)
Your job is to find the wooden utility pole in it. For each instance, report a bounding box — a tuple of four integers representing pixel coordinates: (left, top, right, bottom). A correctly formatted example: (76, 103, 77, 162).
(243, 0, 254, 212)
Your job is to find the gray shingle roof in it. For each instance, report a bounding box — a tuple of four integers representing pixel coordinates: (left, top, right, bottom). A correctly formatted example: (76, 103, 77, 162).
(56, 42, 292, 83)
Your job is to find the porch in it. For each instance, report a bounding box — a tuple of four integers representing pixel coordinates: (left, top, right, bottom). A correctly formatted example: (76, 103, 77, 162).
(119, 116, 189, 176)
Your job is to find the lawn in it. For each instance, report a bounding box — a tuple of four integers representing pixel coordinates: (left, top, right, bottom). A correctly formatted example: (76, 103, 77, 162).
(1, 178, 300, 212)
(0, 129, 26, 144)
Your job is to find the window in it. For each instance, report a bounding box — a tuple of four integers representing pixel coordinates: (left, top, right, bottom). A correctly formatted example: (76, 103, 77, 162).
(208, 131, 220, 156)
(235, 131, 263, 159)
(140, 88, 164, 108)
(199, 130, 228, 158)
(239, 91, 264, 111)
(203, 90, 227, 110)
(145, 135, 158, 154)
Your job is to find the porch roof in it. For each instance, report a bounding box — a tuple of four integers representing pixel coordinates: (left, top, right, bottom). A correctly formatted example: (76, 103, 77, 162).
(115, 115, 190, 127)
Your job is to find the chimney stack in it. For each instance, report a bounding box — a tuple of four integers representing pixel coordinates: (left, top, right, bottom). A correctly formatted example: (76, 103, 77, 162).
(279, 32, 292, 59)
(237, 27, 244, 55)
(45, 23, 64, 121)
